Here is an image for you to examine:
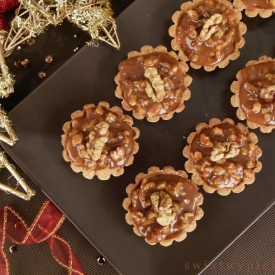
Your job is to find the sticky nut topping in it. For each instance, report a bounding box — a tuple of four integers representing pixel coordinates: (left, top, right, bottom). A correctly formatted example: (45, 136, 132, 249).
(176, 0, 242, 66)
(190, 122, 258, 189)
(63, 105, 136, 170)
(241, 0, 275, 11)
(117, 51, 187, 119)
(129, 174, 201, 244)
(239, 61, 275, 126)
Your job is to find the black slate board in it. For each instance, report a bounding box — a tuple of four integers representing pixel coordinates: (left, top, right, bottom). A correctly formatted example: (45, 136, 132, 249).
(2, 0, 275, 274)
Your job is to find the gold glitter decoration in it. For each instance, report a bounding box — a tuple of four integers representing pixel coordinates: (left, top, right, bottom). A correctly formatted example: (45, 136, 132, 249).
(0, 150, 35, 200)
(69, 0, 120, 49)
(3, 0, 120, 56)
(0, 105, 18, 146)
(0, 31, 15, 98)
(0, 0, 119, 97)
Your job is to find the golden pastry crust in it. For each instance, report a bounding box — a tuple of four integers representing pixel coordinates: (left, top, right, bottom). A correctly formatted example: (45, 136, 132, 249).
(122, 166, 204, 246)
(233, 0, 275, 18)
(231, 56, 275, 133)
(169, 0, 246, 71)
(183, 118, 262, 195)
(114, 45, 192, 122)
(61, 101, 139, 180)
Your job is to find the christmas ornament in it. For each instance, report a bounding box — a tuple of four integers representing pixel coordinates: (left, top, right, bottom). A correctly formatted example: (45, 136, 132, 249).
(0, 0, 120, 98)
(0, 0, 19, 97)
(4, 0, 120, 55)
(0, 150, 35, 200)
(0, 200, 85, 275)
(0, 105, 18, 146)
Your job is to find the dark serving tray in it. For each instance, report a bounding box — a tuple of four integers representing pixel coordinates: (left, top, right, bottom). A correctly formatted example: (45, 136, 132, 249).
(2, 0, 275, 274)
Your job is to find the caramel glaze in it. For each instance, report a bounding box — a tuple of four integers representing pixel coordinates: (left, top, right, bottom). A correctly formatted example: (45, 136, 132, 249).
(240, 61, 275, 125)
(243, 0, 275, 9)
(191, 123, 255, 188)
(118, 52, 186, 117)
(130, 174, 201, 243)
(65, 106, 135, 170)
(176, 0, 241, 66)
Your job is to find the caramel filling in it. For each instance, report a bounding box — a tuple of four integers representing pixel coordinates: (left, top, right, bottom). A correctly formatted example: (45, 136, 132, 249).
(64, 106, 135, 170)
(242, 0, 275, 10)
(190, 123, 257, 189)
(240, 61, 275, 126)
(130, 174, 201, 243)
(176, 0, 241, 66)
(118, 52, 186, 118)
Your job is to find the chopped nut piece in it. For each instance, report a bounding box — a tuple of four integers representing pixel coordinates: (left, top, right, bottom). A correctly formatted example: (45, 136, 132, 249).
(252, 102, 261, 113)
(265, 73, 273, 81)
(212, 127, 223, 136)
(187, 25, 198, 39)
(72, 133, 84, 147)
(157, 212, 176, 226)
(199, 133, 214, 148)
(193, 151, 203, 161)
(156, 181, 166, 190)
(144, 56, 160, 67)
(143, 181, 156, 191)
(110, 147, 125, 161)
(259, 85, 275, 101)
(105, 112, 117, 123)
(213, 165, 225, 176)
(187, 9, 199, 20)
(261, 104, 272, 114)
(244, 83, 258, 94)
(181, 212, 194, 221)
(95, 106, 104, 115)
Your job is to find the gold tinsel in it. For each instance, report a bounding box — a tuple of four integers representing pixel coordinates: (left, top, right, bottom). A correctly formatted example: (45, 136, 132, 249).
(0, 0, 119, 198)
(0, 107, 34, 200)
(4, 0, 120, 56)
(0, 105, 18, 145)
(0, 150, 35, 200)
(0, 0, 120, 98)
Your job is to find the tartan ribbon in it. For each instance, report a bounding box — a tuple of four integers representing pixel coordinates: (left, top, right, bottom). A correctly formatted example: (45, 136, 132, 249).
(0, 200, 85, 274)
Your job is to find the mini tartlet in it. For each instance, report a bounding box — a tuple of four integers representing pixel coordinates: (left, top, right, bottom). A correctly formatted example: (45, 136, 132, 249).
(183, 118, 262, 196)
(231, 55, 275, 133)
(233, 0, 275, 18)
(169, 0, 247, 71)
(123, 166, 204, 246)
(61, 102, 139, 180)
(114, 45, 192, 122)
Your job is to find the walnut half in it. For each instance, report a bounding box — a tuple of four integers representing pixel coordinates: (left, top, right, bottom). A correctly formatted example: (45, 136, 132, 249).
(144, 67, 165, 102)
(210, 141, 240, 162)
(86, 121, 109, 161)
(199, 13, 223, 42)
(150, 191, 176, 226)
